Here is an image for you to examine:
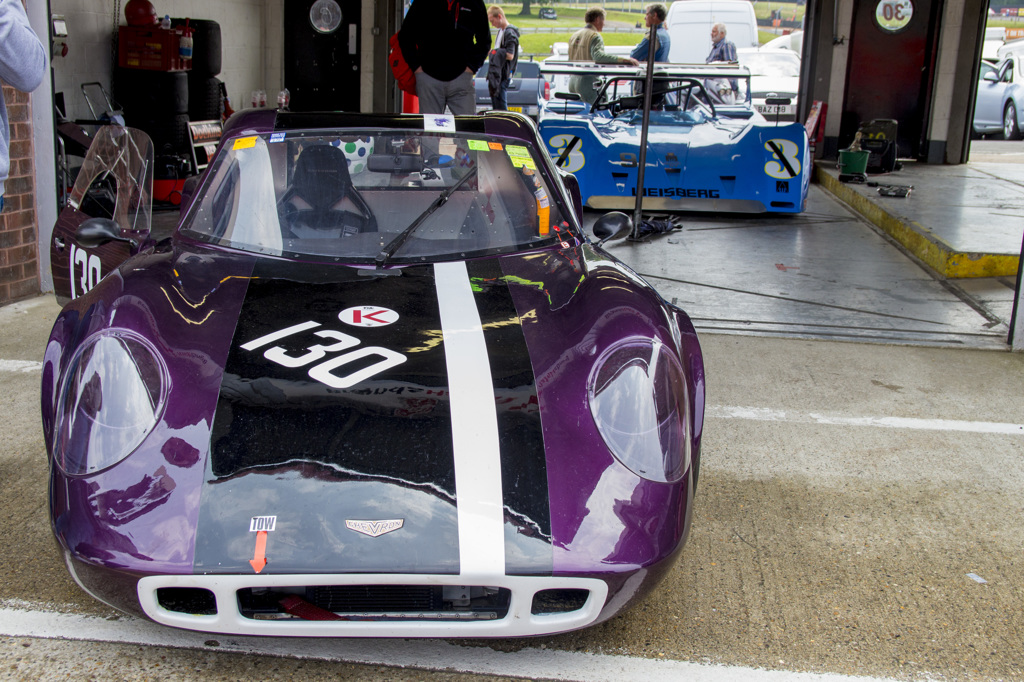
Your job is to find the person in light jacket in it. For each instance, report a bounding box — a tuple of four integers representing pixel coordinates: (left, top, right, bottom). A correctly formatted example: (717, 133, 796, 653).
(0, 0, 47, 212)
(568, 7, 640, 104)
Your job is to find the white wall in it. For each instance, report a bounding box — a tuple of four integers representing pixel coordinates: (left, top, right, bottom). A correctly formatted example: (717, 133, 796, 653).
(49, 0, 280, 122)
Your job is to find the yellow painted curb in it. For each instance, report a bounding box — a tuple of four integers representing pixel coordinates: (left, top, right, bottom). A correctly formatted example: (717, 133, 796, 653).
(814, 164, 1020, 279)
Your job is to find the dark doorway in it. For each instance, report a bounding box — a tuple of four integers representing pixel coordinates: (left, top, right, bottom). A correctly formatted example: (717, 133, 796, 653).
(285, 0, 362, 112)
(840, 0, 942, 158)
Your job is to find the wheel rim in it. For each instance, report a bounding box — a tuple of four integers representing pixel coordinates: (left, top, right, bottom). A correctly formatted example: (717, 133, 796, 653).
(1005, 104, 1017, 138)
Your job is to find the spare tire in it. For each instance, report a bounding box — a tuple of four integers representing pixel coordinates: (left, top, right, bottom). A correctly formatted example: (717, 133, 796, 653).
(114, 67, 188, 116)
(171, 18, 221, 76)
(188, 75, 222, 121)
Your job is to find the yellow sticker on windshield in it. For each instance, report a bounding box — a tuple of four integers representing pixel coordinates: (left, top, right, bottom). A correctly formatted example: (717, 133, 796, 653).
(468, 140, 489, 151)
(232, 136, 257, 150)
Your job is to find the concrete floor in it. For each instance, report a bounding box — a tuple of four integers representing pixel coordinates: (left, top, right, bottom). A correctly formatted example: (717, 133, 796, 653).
(595, 185, 1015, 350)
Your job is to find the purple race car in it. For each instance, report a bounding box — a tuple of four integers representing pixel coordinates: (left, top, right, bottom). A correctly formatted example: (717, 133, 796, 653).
(42, 111, 705, 637)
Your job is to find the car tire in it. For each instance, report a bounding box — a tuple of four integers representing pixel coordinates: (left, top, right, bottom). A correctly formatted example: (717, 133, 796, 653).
(1004, 102, 1021, 140)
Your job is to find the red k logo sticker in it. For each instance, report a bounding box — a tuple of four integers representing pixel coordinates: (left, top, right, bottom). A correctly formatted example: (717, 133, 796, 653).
(339, 306, 399, 328)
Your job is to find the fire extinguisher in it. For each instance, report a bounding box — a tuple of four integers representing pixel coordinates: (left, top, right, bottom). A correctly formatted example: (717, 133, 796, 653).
(179, 19, 194, 63)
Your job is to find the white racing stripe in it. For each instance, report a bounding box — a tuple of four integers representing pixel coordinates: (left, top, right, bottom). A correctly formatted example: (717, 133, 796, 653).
(434, 261, 506, 576)
(0, 605, 901, 682)
(709, 406, 1024, 435)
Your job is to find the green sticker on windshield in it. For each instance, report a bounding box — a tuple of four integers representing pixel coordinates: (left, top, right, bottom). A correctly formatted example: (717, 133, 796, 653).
(468, 140, 489, 151)
(506, 145, 530, 158)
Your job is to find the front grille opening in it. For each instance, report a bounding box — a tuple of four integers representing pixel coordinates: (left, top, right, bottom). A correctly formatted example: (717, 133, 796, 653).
(157, 587, 218, 616)
(532, 588, 589, 615)
(237, 585, 512, 622)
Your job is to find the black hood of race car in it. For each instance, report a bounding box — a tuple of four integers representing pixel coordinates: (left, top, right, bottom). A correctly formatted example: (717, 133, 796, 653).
(193, 256, 553, 577)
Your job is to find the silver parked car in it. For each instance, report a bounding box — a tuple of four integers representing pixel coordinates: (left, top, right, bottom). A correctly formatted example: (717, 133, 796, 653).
(973, 56, 1024, 139)
(474, 60, 551, 118)
(736, 47, 801, 121)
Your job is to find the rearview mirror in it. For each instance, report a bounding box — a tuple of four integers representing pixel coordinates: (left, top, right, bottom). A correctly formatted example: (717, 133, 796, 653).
(554, 91, 582, 101)
(367, 153, 422, 173)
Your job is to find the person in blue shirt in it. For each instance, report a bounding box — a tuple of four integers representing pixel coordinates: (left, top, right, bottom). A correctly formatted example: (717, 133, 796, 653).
(631, 3, 670, 63)
(706, 23, 738, 63)
(706, 22, 738, 101)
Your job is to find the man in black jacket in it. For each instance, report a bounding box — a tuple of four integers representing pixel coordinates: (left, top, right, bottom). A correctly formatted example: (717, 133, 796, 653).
(398, 0, 491, 115)
(485, 6, 519, 111)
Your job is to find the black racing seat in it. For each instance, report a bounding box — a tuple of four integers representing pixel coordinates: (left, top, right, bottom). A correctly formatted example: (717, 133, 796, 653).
(278, 144, 377, 238)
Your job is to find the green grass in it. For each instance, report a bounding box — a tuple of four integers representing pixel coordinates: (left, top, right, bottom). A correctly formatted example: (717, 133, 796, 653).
(497, 2, 804, 56)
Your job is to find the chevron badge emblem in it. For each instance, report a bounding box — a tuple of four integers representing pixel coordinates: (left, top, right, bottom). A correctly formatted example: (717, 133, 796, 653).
(345, 519, 405, 537)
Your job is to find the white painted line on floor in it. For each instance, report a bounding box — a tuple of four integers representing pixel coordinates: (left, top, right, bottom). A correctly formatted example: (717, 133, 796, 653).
(5, 355, 1018, 436)
(0, 359, 43, 373)
(709, 406, 1024, 436)
(0, 605, 897, 682)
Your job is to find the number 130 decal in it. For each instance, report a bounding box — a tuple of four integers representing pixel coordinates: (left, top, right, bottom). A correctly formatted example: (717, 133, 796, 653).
(241, 320, 407, 389)
(69, 244, 102, 300)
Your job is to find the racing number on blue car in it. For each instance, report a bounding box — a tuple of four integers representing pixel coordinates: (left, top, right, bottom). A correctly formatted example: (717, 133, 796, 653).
(549, 133, 585, 173)
(764, 139, 801, 180)
(241, 320, 407, 389)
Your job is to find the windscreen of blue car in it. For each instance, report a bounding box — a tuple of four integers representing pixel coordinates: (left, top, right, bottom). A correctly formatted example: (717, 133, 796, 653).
(180, 130, 569, 263)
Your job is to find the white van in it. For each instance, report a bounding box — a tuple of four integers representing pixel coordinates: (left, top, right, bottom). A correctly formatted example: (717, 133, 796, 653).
(665, 0, 759, 64)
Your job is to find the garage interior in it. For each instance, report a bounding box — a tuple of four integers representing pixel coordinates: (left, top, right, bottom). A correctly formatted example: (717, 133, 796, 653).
(4, 0, 1021, 352)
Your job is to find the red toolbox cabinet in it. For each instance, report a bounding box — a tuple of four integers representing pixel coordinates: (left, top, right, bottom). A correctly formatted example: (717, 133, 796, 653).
(118, 25, 190, 71)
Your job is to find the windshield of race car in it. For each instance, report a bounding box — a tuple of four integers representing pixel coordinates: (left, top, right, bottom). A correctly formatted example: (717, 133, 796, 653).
(181, 130, 570, 262)
(592, 76, 749, 118)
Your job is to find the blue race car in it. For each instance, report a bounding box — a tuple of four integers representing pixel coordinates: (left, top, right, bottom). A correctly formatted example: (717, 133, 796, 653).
(538, 62, 810, 214)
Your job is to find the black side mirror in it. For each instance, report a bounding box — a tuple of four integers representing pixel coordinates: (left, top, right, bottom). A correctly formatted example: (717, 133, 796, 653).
(593, 211, 632, 245)
(76, 217, 136, 249)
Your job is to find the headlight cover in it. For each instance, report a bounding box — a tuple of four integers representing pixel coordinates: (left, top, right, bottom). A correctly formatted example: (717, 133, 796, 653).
(588, 337, 690, 483)
(56, 330, 167, 476)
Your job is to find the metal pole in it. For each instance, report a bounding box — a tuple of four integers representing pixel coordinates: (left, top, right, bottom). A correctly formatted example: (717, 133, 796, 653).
(1009, 230, 1024, 351)
(630, 21, 657, 239)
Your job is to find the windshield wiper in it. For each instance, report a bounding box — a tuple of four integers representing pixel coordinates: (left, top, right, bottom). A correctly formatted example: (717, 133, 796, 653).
(374, 166, 478, 270)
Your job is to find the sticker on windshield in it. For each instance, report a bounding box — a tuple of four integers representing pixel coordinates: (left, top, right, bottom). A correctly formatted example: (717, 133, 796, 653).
(468, 139, 489, 151)
(233, 136, 257, 150)
(269, 132, 286, 144)
(507, 145, 536, 169)
(488, 142, 503, 150)
(764, 139, 801, 179)
(424, 115, 456, 132)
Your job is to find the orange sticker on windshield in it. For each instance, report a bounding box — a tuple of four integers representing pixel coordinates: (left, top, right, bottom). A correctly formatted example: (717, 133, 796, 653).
(488, 142, 503, 150)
